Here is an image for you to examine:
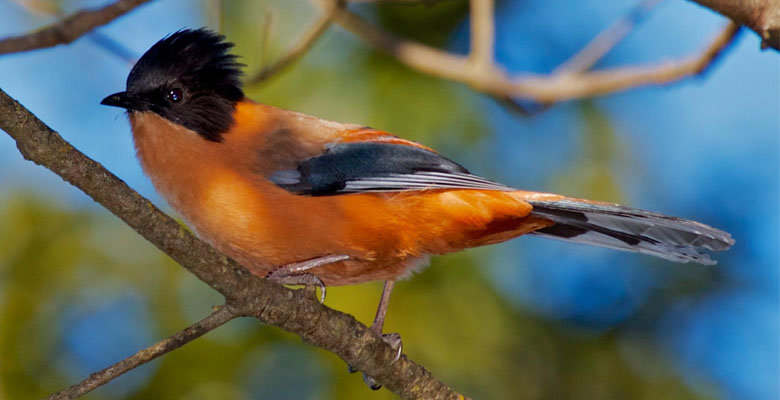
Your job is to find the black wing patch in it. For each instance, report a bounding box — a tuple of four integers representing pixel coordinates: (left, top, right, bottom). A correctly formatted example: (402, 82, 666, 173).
(270, 142, 511, 196)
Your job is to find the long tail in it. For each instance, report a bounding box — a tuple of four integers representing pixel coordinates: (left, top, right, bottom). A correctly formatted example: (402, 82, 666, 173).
(526, 197, 734, 265)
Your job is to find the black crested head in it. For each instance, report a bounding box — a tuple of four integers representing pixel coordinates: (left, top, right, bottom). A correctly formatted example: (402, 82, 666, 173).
(101, 28, 244, 142)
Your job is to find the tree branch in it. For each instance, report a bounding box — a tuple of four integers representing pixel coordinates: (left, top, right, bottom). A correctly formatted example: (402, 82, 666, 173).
(0, 88, 466, 399)
(46, 305, 238, 400)
(331, 2, 741, 103)
(688, 0, 780, 50)
(9, 0, 139, 64)
(0, 0, 152, 55)
(505, 0, 664, 113)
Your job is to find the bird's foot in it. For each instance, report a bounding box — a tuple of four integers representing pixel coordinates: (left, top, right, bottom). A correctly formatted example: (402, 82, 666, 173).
(266, 254, 349, 303)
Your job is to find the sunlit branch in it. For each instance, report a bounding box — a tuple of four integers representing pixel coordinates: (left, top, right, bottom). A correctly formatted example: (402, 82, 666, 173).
(468, 0, 496, 74)
(330, 2, 741, 105)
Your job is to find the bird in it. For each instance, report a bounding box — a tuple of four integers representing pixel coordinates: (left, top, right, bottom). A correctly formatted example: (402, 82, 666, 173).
(101, 28, 734, 387)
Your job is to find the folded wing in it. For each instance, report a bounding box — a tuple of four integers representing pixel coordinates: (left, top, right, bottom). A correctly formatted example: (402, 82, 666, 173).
(268, 133, 734, 265)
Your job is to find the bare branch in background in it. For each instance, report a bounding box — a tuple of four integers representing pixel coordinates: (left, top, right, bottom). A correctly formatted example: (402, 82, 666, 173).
(207, 0, 223, 32)
(9, 0, 139, 63)
(0, 0, 152, 55)
(468, 0, 496, 74)
(688, 0, 780, 50)
(329, 1, 741, 107)
(0, 87, 467, 399)
(345, 0, 780, 50)
(553, 0, 665, 74)
(46, 306, 238, 400)
(499, 19, 740, 114)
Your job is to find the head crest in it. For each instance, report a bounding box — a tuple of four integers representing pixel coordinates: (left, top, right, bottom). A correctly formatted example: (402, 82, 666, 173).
(122, 28, 244, 141)
(128, 28, 244, 97)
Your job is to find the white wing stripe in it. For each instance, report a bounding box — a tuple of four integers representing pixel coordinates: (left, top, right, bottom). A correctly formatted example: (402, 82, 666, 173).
(340, 172, 512, 192)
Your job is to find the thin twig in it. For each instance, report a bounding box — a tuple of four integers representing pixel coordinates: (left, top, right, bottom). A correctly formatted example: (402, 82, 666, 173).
(0, 0, 152, 55)
(85, 31, 138, 64)
(245, 1, 337, 85)
(468, 0, 496, 73)
(516, 22, 741, 100)
(554, 0, 665, 74)
(258, 7, 277, 79)
(207, 0, 223, 33)
(500, 0, 664, 113)
(46, 306, 237, 400)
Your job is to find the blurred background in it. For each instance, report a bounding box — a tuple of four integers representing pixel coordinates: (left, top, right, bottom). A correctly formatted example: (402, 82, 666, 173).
(0, 0, 777, 399)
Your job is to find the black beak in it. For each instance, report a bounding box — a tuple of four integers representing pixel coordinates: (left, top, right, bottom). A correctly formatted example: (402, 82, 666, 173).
(100, 91, 145, 111)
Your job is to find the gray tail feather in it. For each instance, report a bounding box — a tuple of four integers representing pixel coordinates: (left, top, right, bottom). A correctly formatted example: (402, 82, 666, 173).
(527, 199, 735, 265)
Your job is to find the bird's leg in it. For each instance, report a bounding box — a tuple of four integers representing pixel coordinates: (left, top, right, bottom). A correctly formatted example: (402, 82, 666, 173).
(370, 280, 402, 356)
(352, 280, 402, 390)
(266, 254, 349, 303)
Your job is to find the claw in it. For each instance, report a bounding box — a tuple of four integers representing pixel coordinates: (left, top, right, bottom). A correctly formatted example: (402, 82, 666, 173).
(304, 276, 327, 304)
(312, 276, 326, 304)
(363, 374, 382, 390)
(382, 333, 403, 363)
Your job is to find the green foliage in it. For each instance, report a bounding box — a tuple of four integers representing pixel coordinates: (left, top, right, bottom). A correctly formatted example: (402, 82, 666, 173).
(550, 102, 630, 203)
(371, 0, 470, 47)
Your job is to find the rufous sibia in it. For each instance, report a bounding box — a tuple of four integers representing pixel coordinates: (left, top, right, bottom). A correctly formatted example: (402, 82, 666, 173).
(101, 28, 734, 389)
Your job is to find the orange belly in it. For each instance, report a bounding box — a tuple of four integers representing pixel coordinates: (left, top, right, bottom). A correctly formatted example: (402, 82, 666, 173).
(192, 178, 551, 285)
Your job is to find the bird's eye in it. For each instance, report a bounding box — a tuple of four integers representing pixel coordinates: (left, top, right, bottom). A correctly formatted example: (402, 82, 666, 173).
(166, 88, 183, 103)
